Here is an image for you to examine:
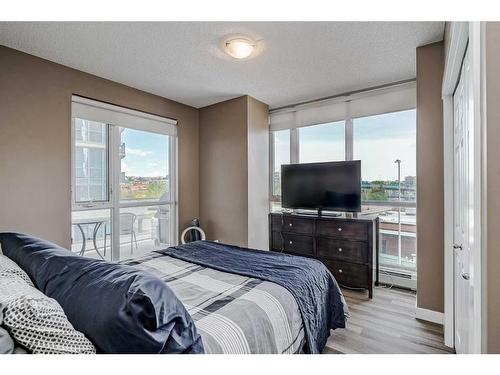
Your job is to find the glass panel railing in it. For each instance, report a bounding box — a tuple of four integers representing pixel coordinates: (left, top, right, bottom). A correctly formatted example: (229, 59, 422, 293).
(71, 209, 111, 260)
(71, 204, 172, 261)
(118, 204, 172, 260)
(362, 202, 417, 271)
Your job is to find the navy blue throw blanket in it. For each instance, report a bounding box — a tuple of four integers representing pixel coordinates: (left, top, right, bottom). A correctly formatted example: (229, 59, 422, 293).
(157, 241, 347, 354)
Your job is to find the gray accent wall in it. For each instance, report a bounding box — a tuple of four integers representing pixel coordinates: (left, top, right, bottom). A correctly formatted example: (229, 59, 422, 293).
(199, 96, 269, 248)
(416, 42, 445, 313)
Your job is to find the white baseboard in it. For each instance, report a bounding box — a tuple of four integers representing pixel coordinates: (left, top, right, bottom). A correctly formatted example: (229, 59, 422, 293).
(415, 307, 444, 325)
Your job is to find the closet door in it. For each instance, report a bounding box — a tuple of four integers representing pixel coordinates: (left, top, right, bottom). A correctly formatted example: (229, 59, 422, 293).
(452, 47, 474, 354)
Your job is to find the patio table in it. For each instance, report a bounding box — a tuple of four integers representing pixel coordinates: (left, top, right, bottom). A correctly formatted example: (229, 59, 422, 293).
(72, 218, 108, 259)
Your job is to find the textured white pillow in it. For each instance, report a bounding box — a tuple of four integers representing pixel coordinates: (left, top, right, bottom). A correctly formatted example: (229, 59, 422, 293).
(0, 254, 34, 286)
(0, 273, 96, 354)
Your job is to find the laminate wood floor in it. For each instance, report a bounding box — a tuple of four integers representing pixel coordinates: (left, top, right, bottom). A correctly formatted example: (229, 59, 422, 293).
(324, 286, 455, 354)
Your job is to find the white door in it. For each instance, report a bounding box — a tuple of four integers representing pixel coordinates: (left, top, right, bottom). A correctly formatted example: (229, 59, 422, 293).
(453, 48, 474, 354)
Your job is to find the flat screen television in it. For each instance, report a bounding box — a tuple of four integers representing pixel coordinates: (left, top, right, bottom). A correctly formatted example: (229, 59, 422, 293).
(281, 160, 361, 213)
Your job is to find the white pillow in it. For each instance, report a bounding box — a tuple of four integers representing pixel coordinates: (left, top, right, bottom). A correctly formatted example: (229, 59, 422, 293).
(0, 273, 96, 354)
(0, 254, 34, 286)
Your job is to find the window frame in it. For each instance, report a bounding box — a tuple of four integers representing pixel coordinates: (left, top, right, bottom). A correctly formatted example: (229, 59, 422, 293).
(71, 97, 179, 259)
(298, 120, 347, 164)
(270, 108, 417, 207)
(71, 119, 111, 208)
(269, 86, 418, 279)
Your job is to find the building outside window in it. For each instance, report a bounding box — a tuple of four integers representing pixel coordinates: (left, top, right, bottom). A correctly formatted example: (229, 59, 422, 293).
(74, 119, 108, 203)
(271, 129, 290, 198)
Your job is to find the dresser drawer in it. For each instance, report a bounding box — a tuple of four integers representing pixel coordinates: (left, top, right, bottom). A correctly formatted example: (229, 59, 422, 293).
(270, 231, 283, 251)
(283, 233, 314, 256)
(316, 237, 369, 264)
(322, 259, 370, 288)
(283, 216, 314, 235)
(270, 214, 283, 231)
(316, 220, 368, 241)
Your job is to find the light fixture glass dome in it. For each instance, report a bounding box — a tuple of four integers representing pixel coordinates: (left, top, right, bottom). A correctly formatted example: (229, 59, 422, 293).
(225, 38, 256, 59)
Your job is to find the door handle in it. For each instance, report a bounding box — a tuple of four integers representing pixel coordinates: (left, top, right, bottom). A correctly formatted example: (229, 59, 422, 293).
(453, 244, 463, 250)
(462, 272, 470, 280)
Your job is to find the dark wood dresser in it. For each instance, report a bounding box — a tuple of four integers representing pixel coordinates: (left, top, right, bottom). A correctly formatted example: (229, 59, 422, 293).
(269, 212, 379, 298)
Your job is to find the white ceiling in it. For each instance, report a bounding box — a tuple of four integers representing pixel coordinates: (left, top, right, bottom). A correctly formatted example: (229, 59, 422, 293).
(0, 22, 444, 109)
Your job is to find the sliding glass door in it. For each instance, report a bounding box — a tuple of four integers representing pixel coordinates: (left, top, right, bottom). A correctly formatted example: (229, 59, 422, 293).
(70, 97, 177, 261)
(115, 127, 174, 260)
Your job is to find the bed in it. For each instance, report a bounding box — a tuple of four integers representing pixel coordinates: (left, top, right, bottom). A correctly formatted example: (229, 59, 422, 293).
(0, 233, 348, 354)
(122, 252, 306, 353)
(123, 241, 348, 354)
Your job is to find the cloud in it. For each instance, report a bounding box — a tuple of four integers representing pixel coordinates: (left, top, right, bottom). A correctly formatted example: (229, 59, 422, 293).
(125, 147, 153, 157)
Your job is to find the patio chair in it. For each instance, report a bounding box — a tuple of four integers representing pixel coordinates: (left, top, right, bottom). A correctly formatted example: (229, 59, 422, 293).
(103, 212, 138, 256)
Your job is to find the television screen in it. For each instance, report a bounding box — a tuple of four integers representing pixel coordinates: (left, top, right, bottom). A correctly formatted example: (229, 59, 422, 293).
(281, 160, 361, 212)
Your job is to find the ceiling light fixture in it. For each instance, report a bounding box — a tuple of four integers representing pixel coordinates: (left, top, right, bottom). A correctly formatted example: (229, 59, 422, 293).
(224, 37, 256, 59)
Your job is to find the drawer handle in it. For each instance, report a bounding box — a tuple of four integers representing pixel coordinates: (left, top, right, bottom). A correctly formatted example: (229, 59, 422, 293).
(289, 241, 293, 244)
(338, 248, 343, 252)
(338, 227, 342, 232)
(338, 269, 343, 273)
(289, 223, 293, 227)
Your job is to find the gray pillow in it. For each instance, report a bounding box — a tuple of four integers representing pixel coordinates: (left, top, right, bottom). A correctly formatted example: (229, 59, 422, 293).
(0, 254, 33, 286)
(0, 309, 15, 354)
(0, 326, 15, 354)
(0, 273, 96, 354)
(1, 309, 28, 354)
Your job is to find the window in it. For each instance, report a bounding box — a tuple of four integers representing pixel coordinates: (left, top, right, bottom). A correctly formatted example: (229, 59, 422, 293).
(353, 110, 417, 270)
(74, 119, 109, 203)
(299, 121, 345, 163)
(353, 110, 416, 203)
(120, 128, 171, 202)
(71, 97, 177, 262)
(269, 83, 417, 284)
(271, 129, 290, 197)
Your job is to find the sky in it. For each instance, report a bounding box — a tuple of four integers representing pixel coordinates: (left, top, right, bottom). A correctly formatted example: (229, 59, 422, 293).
(119, 109, 416, 181)
(120, 128, 169, 177)
(274, 109, 416, 181)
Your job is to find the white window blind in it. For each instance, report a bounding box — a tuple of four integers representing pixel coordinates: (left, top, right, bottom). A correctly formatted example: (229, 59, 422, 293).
(269, 82, 416, 130)
(349, 84, 416, 119)
(71, 96, 178, 136)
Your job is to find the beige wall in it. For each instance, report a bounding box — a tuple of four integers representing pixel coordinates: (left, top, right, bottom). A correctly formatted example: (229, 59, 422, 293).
(199, 96, 249, 246)
(485, 22, 500, 354)
(416, 42, 445, 313)
(199, 95, 269, 248)
(247, 97, 269, 249)
(0, 46, 199, 248)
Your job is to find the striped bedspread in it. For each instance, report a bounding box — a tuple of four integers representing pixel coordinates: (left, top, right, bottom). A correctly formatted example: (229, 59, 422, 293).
(122, 252, 305, 354)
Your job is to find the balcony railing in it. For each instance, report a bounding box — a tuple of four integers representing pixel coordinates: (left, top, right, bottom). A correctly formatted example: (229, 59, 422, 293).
(361, 201, 416, 271)
(71, 205, 172, 261)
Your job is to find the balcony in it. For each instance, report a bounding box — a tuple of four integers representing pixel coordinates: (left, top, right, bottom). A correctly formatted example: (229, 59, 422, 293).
(71, 205, 172, 261)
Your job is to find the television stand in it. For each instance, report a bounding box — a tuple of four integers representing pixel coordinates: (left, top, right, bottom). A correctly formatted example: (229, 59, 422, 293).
(269, 212, 379, 298)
